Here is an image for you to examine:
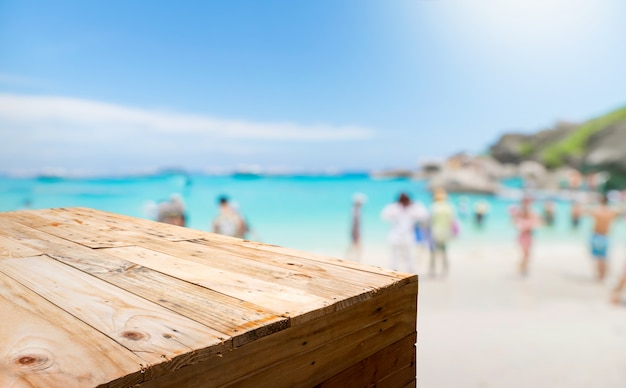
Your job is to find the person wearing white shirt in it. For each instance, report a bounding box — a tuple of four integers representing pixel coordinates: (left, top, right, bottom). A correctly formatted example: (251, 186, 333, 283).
(381, 192, 429, 273)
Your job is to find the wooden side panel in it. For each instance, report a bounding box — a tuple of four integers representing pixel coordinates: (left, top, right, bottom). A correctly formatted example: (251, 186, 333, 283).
(140, 281, 417, 387)
(377, 364, 417, 388)
(0, 272, 144, 388)
(315, 333, 416, 387)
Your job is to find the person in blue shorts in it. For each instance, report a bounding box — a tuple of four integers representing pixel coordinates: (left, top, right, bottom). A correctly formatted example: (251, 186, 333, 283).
(591, 234, 608, 259)
(589, 194, 618, 281)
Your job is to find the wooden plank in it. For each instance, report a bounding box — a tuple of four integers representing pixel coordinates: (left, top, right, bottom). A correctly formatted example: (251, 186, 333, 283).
(182, 239, 404, 295)
(315, 333, 416, 387)
(197, 237, 411, 282)
(101, 245, 329, 319)
(50, 207, 410, 284)
(20, 208, 414, 302)
(161, 241, 413, 325)
(0, 218, 290, 346)
(140, 281, 416, 387)
(0, 235, 43, 258)
(46, 247, 289, 346)
(59, 207, 210, 241)
(0, 219, 309, 322)
(35, 208, 404, 293)
(0, 272, 145, 388)
(2, 210, 135, 248)
(0, 255, 229, 369)
(110, 241, 379, 301)
(7, 208, 413, 317)
(377, 364, 417, 388)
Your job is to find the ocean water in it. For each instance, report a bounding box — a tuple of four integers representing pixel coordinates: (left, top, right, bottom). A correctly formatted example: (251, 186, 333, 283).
(1, 173, 620, 258)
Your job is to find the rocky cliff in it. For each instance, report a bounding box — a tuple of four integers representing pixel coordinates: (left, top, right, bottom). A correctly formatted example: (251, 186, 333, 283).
(489, 106, 626, 189)
(490, 123, 577, 165)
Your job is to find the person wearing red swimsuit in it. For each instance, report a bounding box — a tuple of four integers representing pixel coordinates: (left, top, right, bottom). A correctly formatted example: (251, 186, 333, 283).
(510, 197, 542, 276)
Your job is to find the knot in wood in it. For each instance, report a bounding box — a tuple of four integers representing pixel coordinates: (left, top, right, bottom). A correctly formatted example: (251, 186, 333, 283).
(120, 330, 148, 341)
(12, 348, 53, 371)
(18, 356, 39, 365)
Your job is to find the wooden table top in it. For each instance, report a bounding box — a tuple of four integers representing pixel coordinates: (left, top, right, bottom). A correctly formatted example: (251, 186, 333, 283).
(0, 207, 414, 387)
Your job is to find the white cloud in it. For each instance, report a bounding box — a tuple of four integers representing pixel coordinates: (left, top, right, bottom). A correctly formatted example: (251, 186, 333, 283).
(0, 93, 375, 141)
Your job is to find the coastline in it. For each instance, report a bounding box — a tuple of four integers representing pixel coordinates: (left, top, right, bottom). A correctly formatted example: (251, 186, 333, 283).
(1, 172, 625, 386)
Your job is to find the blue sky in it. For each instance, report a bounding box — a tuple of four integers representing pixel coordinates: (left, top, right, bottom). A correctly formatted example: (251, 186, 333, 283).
(1, 0, 625, 175)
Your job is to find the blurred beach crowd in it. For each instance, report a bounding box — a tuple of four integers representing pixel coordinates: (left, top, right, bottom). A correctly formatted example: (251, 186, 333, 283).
(151, 156, 626, 308)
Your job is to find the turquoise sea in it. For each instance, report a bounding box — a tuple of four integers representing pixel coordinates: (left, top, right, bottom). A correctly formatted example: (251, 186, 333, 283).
(1, 173, 621, 257)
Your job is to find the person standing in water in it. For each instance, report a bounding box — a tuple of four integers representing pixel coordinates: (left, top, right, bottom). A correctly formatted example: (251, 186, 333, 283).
(570, 200, 583, 229)
(474, 200, 489, 228)
(429, 188, 456, 277)
(381, 192, 428, 273)
(346, 193, 367, 261)
(543, 200, 556, 227)
(511, 196, 542, 276)
(212, 195, 246, 237)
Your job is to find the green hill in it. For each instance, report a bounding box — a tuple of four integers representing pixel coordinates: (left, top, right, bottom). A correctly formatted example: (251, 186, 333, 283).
(489, 104, 626, 190)
(540, 106, 626, 169)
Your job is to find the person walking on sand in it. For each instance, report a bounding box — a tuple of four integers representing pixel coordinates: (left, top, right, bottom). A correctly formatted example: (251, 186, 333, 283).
(588, 194, 619, 281)
(429, 189, 456, 277)
(510, 196, 542, 276)
(346, 193, 367, 261)
(381, 192, 428, 273)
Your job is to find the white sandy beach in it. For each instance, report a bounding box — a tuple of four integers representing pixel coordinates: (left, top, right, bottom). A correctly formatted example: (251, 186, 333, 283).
(335, 239, 626, 387)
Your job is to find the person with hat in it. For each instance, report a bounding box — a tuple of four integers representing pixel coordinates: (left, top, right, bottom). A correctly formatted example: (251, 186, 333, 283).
(156, 193, 187, 227)
(429, 188, 457, 277)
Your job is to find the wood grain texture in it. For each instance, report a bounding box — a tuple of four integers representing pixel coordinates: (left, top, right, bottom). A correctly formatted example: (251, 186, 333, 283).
(102, 244, 330, 318)
(140, 281, 417, 387)
(31, 207, 410, 283)
(0, 219, 288, 345)
(315, 333, 416, 387)
(50, 207, 210, 241)
(0, 207, 417, 387)
(377, 364, 418, 388)
(0, 272, 145, 388)
(49, 247, 290, 346)
(0, 255, 227, 366)
(2, 210, 135, 248)
(0, 235, 42, 258)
